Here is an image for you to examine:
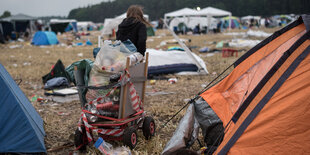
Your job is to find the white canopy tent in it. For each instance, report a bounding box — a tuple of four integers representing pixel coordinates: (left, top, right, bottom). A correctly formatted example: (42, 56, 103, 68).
(169, 17, 217, 30)
(0, 13, 37, 35)
(194, 7, 232, 31)
(77, 21, 97, 31)
(102, 13, 149, 35)
(115, 12, 149, 20)
(241, 15, 261, 21)
(164, 8, 198, 29)
(164, 8, 198, 18)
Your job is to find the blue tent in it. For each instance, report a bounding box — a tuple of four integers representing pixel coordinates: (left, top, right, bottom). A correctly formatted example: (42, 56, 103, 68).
(0, 63, 46, 153)
(32, 31, 59, 46)
(65, 22, 78, 32)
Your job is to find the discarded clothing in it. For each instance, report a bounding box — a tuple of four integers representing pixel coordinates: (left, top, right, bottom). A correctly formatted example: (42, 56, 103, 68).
(44, 77, 69, 90)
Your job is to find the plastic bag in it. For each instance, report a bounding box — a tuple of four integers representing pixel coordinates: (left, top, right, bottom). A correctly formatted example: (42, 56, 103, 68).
(86, 40, 143, 102)
(93, 40, 135, 74)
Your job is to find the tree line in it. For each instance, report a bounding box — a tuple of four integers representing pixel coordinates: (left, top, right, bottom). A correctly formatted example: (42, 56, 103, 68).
(68, 0, 310, 22)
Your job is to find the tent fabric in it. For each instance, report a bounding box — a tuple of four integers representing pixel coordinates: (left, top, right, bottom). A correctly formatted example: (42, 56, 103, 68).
(0, 31, 4, 44)
(169, 17, 218, 30)
(32, 31, 58, 46)
(102, 13, 149, 35)
(147, 26, 155, 36)
(0, 63, 46, 153)
(146, 49, 207, 76)
(42, 59, 71, 84)
(51, 22, 69, 33)
(200, 16, 310, 154)
(164, 8, 198, 18)
(195, 7, 231, 17)
(0, 13, 36, 22)
(0, 21, 14, 38)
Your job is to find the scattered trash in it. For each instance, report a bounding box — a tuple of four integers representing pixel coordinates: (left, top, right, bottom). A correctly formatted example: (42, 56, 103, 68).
(17, 38, 25, 42)
(94, 137, 113, 154)
(147, 38, 154, 42)
(28, 56, 32, 59)
(159, 41, 166, 46)
(146, 91, 175, 96)
(45, 94, 80, 103)
(201, 84, 207, 88)
(12, 64, 18, 67)
(31, 94, 44, 102)
(199, 53, 215, 58)
(46, 50, 50, 54)
(23, 62, 31, 66)
(57, 112, 70, 116)
(206, 53, 215, 57)
(76, 42, 83, 46)
(247, 30, 271, 38)
(109, 146, 132, 155)
(77, 53, 83, 57)
(37, 97, 44, 102)
(167, 46, 184, 51)
(216, 41, 224, 48)
(86, 39, 93, 46)
(10, 55, 15, 58)
(224, 32, 246, 36)
(31, 94, 38, 102)
(229, 39, 261, 48)
(168, 78, 177, 84)
(149, 80, 156, 85)
(9, 45, 22, 49)
(212, 72, 217, 76)
(199, 47, 209, 53)
(183, 98, 191, 103)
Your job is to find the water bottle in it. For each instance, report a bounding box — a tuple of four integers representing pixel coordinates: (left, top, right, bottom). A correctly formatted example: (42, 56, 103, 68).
(94, 137, 113, 155)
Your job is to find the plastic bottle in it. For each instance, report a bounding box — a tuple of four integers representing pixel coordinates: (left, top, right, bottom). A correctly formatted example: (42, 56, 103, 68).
(94, 137, 113, 155)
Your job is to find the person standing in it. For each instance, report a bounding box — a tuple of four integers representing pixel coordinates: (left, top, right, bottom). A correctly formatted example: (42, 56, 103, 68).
(116, 5, 151, 56)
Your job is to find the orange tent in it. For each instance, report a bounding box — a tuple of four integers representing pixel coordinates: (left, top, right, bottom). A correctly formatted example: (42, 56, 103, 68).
(200, 15, 310, 154)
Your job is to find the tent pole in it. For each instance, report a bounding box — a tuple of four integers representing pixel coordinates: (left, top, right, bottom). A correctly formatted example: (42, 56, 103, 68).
(164, 16, 167, 29)
(0, 23, 3, 34)
(30, 20, 34, 37)
(183, 15, 186, 34)
(98, 36, 101, 48)
(229, 14, 232, 31)
(163, 20, 208, 74)
(207, 14, 211, 33)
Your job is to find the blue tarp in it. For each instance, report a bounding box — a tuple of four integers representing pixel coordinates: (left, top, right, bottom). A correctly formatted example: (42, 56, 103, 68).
(0, 63, 46, 153)
(32, 31, 58, 46)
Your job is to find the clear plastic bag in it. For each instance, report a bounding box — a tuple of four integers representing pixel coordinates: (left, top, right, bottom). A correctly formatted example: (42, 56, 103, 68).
(86, 40, 143, 102)
(93, 40, 134, 74)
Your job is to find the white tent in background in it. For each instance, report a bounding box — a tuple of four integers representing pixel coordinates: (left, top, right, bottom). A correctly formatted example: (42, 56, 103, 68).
(0, 13, 37, 35)
(115, 12, 149, 20)
(194, 7, 232, 31)
(101, 13, 149, 35)
(164, 8, 198, 19)
(169, 17, 217, 30)
(77, 21, 97, 31)
(241, 15, 261, 21)
(164, 8, 199, 30)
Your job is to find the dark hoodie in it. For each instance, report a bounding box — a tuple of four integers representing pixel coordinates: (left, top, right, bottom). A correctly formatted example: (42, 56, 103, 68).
(116, 17, 147, 55)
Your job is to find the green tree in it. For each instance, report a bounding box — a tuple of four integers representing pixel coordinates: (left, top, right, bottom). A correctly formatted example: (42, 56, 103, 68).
(0, 11, 11, 18)
(67, 0, 310, 22)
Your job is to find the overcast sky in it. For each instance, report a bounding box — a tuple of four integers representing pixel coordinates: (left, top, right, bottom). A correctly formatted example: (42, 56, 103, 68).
(0, 0, 111, 17)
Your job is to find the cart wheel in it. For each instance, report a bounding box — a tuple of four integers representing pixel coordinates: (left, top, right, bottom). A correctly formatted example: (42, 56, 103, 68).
(74, 127, 87, 151)
(142, 116, 155, 140)
(123, 126, 138, 149)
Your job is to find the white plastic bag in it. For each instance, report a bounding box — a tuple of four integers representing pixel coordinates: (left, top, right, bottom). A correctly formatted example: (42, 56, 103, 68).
(87, 40, 143, 102)
(93, 40, 135, 73)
